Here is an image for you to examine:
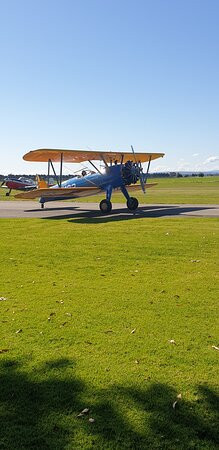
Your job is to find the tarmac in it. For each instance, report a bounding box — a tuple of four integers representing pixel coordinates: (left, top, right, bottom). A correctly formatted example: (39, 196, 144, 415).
(0, 201, 219, 220)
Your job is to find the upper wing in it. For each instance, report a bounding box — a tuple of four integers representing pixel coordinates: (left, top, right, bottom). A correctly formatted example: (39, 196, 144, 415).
(15, 186, 102, 199)
(23, 149, 165, 163)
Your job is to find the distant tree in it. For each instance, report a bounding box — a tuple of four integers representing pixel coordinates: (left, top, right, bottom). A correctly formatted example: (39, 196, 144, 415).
(198, 172, 204, 177)
(177, 172, 183, 177)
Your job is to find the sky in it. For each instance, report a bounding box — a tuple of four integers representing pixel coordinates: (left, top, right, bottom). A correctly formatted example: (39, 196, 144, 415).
(0, 0, 219, 175)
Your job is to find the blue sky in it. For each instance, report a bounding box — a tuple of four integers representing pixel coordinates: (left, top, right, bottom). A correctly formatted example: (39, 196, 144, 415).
(0, 0, 219, 174)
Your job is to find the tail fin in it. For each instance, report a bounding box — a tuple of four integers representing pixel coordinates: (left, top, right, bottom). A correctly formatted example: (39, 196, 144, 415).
(36, 175, 48, 189)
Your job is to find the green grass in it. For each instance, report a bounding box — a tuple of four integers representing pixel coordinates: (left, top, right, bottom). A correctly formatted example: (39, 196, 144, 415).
(1, 175, 219, 204)
(0, 217, 218, 449)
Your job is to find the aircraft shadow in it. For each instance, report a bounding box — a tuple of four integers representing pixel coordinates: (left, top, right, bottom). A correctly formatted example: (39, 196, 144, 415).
(0, 357, 218, 449)
(24, 205, 80, 213)
(40, 205, 210, 223)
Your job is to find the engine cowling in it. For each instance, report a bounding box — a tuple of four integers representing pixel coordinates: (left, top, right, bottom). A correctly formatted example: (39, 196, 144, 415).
(122, 160, 139, 185)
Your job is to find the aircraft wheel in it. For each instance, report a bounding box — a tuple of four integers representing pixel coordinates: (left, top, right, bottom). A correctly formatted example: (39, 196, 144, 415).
(99, 199, 112, 213)
(127, 197, 139, 211)
(6, 192, 9, 197)
(41, 203, 45, 209)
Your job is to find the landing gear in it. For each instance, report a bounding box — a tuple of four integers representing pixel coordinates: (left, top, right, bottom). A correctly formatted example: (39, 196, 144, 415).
(120, 186, 139, 212)
(99, 185, 113, 213)
(39, 197, 45, 209)
(127, 197, 139, 211)
(99, 199, 112, 213)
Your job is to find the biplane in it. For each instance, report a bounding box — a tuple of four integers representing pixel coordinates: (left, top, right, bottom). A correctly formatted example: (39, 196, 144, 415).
(15, 147, 165, 212)
(1, 176, 36, 196)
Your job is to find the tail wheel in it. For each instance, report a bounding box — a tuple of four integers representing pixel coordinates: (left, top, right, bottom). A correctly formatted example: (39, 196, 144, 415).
(127, 197, 138, 211)
(99, 199, 112, 213)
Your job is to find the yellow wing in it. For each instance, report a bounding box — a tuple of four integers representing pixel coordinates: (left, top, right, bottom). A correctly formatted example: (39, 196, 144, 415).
(23, 149, 165, 164)
(15, 186, 102, 199)
(15, 183, 157, 200)
(127, 183, 157, 191)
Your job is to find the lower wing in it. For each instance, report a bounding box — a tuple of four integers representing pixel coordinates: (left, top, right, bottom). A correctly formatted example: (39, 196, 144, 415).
(15, 183, 157, 200)
(127, 183, 157, 191)
(15, 186, 102, 199)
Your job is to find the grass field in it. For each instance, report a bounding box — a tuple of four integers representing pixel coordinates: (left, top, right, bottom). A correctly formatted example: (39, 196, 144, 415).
(0, 215, 218, 449)
(1, 175, 219, 204)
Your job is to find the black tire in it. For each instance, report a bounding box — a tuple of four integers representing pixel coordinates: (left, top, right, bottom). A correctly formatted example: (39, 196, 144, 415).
(6, 192, 9, 197)
(41, 203, 45, 209)
(99, 199, 112, 213)
(127, 197, 139, 211)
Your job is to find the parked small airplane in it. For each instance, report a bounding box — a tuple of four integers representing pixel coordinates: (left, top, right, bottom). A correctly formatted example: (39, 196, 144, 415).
(15, 147, 165, 212)
(1, 176, 36, 196)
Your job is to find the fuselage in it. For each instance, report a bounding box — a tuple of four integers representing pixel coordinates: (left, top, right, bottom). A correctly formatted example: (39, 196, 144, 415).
(60, 165, 122, 190)
(5, 177, 36, 191)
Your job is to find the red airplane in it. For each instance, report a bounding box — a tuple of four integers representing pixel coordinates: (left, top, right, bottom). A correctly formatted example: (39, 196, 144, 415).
(1, 176, 36, 196)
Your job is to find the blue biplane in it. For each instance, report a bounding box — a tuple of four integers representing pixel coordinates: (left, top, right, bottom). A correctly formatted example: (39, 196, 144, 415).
(16, 147, 164, 212)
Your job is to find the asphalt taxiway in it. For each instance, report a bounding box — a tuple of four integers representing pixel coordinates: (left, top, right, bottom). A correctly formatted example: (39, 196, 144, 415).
(0, 201, 219, 220)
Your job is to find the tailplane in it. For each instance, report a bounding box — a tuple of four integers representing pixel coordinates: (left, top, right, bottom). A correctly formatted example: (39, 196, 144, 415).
(36, 175, 48, 189)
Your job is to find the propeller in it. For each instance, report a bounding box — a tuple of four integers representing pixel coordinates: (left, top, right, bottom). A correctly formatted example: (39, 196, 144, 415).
(131, 145, 146, 193)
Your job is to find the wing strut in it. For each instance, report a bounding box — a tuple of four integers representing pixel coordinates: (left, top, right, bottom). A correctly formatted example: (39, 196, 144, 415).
(144, 155, 152, 183)
(100, 154, 109, 169)
(60, 153, 63, 185)
(48, 159, 60, 186)
(88, 160, 101, 174)
(47, 153, 63, 187)
(47, 160, 50, 185)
